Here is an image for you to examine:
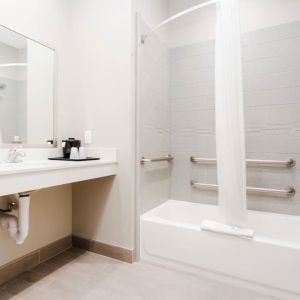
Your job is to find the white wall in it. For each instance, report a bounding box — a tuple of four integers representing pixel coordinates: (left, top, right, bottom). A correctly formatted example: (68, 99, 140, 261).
(0, 0, 72, 266)
(68, 0, 135, 250)
(166, 0, 216, 47)
(241, 0, 300, 33)
(169, 20, 300, 215)
(0, 0, 137, 259)
(166, 1, 300, 215)
(138, 20, 170, 215)
(0, 42, 19, 80)
(167, 0, 300, 48)
(134, 0, 168, 28)
(133, 0, 169, 44)
(0, 0, 71, 143)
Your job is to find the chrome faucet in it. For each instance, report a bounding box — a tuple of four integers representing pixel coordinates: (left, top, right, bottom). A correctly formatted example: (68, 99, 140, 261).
(8, 147, 26, 163)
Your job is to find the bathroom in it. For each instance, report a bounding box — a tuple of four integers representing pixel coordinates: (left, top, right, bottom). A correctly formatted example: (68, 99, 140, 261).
(0, 0, 299, 299)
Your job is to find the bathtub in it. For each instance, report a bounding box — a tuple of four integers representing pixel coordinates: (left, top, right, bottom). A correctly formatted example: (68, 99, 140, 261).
(140, 200, 300, 300)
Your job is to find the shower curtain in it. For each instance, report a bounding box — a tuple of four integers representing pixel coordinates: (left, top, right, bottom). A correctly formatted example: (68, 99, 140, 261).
(215, 0, 247, 227)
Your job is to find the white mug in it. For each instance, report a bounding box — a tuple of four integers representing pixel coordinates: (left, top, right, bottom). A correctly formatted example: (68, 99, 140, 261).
(79, 147, 87, 159)
(70, 147, 79, 160)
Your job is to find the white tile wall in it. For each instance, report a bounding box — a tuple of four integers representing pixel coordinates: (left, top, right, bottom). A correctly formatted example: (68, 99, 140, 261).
(169, 21, 300, 215)
(139, 21, 300, 215)
(138, 21, 171, 215)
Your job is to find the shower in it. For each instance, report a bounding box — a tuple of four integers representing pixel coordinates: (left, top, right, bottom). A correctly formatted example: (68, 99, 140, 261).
(136, 0, 300, 298)
(141, 0, 252, 236)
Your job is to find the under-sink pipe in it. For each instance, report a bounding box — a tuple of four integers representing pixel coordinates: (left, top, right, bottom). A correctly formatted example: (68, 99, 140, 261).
(0, 213, 18, 240)
(0, 193, 31, 244)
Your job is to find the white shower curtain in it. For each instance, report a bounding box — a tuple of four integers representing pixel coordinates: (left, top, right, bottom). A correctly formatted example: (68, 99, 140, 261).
(215, 0, 247, 227)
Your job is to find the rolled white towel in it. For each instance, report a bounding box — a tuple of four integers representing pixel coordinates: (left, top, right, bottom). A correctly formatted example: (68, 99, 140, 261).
(201, 219, 254, 240)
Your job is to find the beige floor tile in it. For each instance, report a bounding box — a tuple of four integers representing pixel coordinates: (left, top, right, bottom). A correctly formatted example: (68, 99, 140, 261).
(0, 248, 284, 300)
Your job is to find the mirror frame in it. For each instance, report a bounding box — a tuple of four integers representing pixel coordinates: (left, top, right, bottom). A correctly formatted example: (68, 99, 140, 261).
(0, 24, 57, 148)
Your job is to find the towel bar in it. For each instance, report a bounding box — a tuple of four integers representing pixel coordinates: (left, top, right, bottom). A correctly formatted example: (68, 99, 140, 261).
(190, 181, 296, 198)
(140, 155, 174, 165)
(190, 157, 295, 168)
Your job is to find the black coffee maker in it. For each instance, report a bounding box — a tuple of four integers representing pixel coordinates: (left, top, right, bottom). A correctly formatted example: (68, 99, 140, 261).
(62, 138, 81, 158)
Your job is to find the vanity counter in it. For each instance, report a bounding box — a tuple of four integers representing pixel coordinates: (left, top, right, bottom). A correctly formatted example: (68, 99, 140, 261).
(0, 148, 117, 196)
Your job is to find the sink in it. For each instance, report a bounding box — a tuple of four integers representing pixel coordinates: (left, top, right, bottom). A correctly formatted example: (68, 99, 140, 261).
(0, 148, 118, 196)
(0, 160, 56, 168)
(0, 159, 117, 176)
(0, 160, 64, 173)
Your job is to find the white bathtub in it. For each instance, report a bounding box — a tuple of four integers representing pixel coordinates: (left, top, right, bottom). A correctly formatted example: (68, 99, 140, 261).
(140, 200, 300, 300)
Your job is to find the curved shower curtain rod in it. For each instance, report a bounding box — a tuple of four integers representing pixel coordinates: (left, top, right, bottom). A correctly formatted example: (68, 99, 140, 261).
(141, 0, 219, 43)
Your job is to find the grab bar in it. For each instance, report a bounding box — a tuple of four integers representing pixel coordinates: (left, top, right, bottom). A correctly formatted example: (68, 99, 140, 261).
(190, 157, 296, 168)
(190, 181, 296, 198)
(140, 154, 174, 165)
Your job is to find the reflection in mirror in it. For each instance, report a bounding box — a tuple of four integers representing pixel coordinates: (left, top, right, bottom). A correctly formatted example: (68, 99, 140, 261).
(0, 25, 55, 147)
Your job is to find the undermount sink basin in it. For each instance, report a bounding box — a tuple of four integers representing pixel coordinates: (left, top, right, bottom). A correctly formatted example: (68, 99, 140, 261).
(0, 160, 63, 173)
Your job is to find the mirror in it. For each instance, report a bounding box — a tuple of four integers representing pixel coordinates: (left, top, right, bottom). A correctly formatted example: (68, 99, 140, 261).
(0, 25, 55, 147)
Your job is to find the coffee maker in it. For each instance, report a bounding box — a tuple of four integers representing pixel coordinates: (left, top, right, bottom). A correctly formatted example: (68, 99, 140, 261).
(62, 138, 81, 158)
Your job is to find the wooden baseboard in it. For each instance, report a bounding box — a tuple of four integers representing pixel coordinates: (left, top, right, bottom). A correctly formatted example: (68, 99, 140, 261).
(0, 235, 72, 286)
(72, 235, 134, 263)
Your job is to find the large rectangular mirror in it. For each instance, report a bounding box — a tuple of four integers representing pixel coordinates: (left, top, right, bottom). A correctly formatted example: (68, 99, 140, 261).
(0, 25, 55, 147)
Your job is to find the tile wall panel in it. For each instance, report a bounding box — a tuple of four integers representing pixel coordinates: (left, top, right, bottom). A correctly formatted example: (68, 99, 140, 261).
(138, 22, 171, 214)
(169, 22, 300, 215)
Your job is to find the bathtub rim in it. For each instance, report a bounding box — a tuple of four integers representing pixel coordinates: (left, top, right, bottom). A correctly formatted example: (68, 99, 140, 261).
(140, 200, 300, 300)
(140, 199, 300, 249)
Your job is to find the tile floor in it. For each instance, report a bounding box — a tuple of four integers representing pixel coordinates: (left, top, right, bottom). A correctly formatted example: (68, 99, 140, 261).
(0, 248, 282, 300)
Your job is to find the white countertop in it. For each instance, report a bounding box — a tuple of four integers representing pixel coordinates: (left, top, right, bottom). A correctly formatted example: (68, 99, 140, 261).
(0, 147, 118, 196)
(0, 159, 116, 176)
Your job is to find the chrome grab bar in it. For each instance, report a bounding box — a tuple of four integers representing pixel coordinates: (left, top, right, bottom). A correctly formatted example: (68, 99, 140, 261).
(190, 181, 296, 198)
(190, 157, 295, 168)
(140, 154, 174, 165)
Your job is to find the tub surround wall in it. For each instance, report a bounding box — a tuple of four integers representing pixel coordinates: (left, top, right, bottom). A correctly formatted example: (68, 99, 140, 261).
(166, 0, 300, 48)
(169, 39, 215, 205)
(138, 21, 170, 215)
(170, 21, 300, 215)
